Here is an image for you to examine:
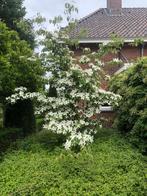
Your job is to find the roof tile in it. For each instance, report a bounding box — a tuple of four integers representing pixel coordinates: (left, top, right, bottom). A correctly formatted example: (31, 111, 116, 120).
(70, 8, 147, 40)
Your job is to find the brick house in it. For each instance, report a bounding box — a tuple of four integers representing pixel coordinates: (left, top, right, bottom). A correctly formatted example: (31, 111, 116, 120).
(70, 0, 147, 126)
(71, 0, 147, 74)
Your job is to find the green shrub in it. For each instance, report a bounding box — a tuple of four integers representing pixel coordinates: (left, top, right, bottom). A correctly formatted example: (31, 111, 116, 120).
(110, 58, 147, 153)
(0, 128, 21, 138)
(0, 128, 23, 152)
(36, 117, 44, 132)
(0, 105, 3, 128)
(4, 100, 36, 136)
(0, 129, 146, 195)
(129, 109, 147, 154)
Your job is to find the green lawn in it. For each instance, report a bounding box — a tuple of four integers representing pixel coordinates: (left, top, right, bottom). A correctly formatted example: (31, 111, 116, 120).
(0, 129, 146, 196)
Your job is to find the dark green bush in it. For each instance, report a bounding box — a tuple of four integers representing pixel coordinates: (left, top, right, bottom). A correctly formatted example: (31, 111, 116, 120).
(4, 100, 36, 136)
(0, 128, 23, 152)
(110, 58, 147, 153)
(0, 129, 146, 195)
(0, 105, 3, 128)
(0, 128, 21, 138)
(36, 117, 44, 132)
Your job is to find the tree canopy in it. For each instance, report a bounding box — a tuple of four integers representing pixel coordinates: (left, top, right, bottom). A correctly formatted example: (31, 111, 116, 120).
(0, 0, 25, 28)
(0, 22, 44, 103)
(0, 0, 35, 48)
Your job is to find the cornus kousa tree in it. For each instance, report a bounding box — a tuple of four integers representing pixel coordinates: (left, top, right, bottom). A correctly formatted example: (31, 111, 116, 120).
(7, 3, 122, 150)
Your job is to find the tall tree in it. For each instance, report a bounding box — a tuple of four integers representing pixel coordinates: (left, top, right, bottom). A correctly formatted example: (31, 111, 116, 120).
(0, 0, 25, 28)
(0, 0, 35, 48)
(0, 22, 44, 134)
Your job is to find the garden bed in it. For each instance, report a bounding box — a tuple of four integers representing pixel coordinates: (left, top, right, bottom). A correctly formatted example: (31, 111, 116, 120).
(0, 128, 146, 195)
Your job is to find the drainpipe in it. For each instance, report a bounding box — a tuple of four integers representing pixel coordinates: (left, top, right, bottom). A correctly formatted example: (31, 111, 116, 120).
(140, 44, 144, 57)
(141, 44, 144, 57)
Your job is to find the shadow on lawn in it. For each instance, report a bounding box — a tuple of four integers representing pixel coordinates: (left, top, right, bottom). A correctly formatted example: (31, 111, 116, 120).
(9, 129, 66, 154)
(0, 128, 123, 157)
(11, 128, 118, 153)
(0, 130, 65, 161)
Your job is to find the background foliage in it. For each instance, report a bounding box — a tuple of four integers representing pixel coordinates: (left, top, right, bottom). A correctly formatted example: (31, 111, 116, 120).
(0, 22, 44, 133)
(110, 58, 147, 153)
(0, 0, 35, 48)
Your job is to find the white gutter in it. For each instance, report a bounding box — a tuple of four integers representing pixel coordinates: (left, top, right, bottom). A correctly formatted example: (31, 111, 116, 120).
(78, 39, 147, 44)
(59, 39, 147, 44)
(78, 40, 111, 44)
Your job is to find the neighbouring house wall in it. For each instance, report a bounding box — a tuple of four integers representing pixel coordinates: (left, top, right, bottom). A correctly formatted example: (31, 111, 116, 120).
(74, 42, 147, 77)
(143, 45, 147, 56)
(92, 111, 116, 128)
(72, 42, 147, 127)
(99, 111, 116, 128)
(121, 45, 140, 60)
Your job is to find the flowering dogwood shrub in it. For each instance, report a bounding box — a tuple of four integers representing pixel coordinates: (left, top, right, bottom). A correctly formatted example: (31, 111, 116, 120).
(6, 5, 122, 150)
(7, 36, 121, 150)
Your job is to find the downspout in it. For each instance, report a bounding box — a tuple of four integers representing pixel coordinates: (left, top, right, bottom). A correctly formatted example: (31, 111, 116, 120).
(141, 44, 144, 57)
(140, 44, 144, 57)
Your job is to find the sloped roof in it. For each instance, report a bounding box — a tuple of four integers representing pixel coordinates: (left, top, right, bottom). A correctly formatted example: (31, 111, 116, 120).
(70, 8, 147, 40)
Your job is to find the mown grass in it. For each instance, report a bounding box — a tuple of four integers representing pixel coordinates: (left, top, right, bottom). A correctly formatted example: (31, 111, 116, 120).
(0, 129, 146, 195)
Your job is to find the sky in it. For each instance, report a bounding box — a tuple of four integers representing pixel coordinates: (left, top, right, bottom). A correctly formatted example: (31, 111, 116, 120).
(24, 0, 147, 21)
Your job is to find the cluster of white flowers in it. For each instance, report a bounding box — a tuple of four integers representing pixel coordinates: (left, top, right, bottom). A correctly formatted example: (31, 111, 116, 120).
(7, 83, 121, 151)
(95, 59, 104, 67)
(70, 90, 90, 100)
(79, 55, 91, 64)
(84, 68, 93, 76)
(112, 58, 123, 64)
(89, 63, 101, 72)
(83, 48, 91, 54)
(64, 132, 94, 150)
(6, 87, 44, 105)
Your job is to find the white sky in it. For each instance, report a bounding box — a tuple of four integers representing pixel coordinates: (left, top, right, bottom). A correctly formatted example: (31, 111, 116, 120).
(24, 0, 147, 21)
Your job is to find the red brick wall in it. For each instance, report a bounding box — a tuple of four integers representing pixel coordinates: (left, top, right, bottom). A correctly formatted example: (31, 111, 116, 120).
(73, 43, 147, 127)
(143, 45, 147, 56)
(75, 43, 147, 77)
(73, 43, 147, 90)
(99, 111, 116, 128)
(121, 45, 139, 61)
